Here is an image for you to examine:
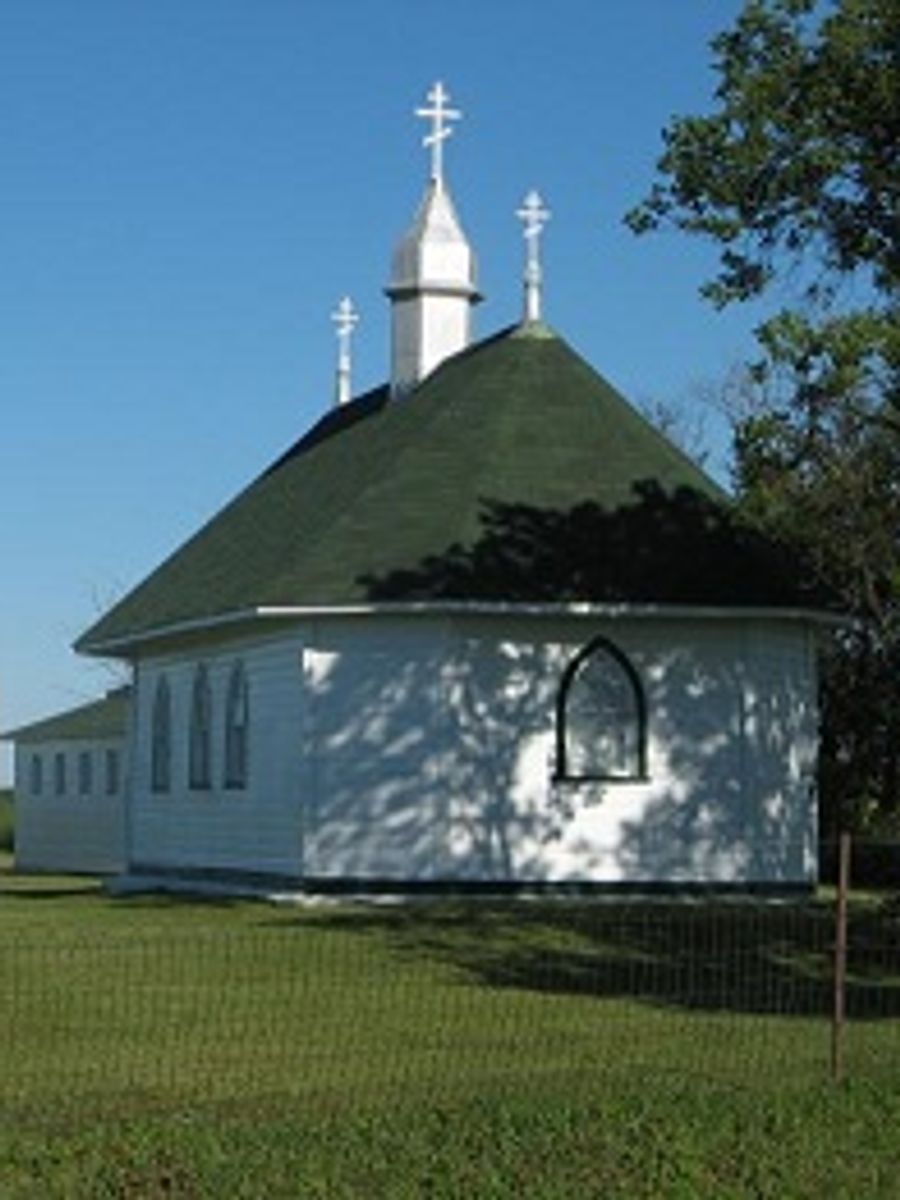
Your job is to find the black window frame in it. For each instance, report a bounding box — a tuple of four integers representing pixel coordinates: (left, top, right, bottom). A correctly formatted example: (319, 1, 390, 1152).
(554, 634, 648, 783)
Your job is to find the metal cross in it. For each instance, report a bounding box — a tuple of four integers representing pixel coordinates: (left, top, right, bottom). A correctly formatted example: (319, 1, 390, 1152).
(415, 81, 461, 183)
(331, 296, 359, 406)
(516, 189, 551, 322)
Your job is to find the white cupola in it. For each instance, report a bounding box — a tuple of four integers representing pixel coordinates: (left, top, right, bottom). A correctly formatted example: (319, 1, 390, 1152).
(386, 82, 482, 398)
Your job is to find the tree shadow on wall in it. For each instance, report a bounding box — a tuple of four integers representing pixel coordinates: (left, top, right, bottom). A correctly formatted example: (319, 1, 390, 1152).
(300, 627, 566, 883)
(300, 619, 816, 887)
(306, 899, 900, 1021)
(359, 482, 826, 609)
(300, 478, 833, 922)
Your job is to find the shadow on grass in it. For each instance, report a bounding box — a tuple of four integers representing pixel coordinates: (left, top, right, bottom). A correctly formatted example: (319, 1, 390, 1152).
(299, 900, 900, 1021)
(109, 894, 247, 911)
(0, 871, 104, 902)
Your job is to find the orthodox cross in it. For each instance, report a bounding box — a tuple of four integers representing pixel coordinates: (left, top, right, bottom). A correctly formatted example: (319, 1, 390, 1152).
(516, 189, 551, 323)
(416, 81, 461, 184)
(331, 296, 359, 407)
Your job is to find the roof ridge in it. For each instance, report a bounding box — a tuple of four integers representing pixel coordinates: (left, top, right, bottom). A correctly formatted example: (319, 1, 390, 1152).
(549, 335, 730, 503)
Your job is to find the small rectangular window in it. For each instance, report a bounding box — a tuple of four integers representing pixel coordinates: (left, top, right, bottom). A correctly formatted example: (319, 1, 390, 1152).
(30, 754, 43, 796)
(54, 752, 66, 796)
(78, 751, 93, 796)
(105, 749, 120, 795)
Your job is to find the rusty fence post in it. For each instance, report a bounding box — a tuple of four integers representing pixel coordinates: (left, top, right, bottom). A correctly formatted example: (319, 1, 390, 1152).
(831, 831, 851, 1084)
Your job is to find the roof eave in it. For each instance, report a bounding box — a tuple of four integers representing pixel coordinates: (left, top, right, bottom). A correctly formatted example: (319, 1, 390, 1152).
(77, 600, 847, 656)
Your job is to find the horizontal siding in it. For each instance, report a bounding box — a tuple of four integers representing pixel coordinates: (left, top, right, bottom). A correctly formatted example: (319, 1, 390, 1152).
(122, 611, 818, 887)
(131, 632, 304, 876)
(14, 738, 127, 874)
(304, 614, 818, 885)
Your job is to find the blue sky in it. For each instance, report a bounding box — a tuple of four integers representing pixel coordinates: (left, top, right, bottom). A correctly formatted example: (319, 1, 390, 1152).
(0, 0, 764, 782)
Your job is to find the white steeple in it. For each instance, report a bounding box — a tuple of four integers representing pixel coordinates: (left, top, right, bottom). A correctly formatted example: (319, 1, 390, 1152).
(516, 189, 550, 324)
(331, 296, 359, 407)
(386, 82, 481, 399)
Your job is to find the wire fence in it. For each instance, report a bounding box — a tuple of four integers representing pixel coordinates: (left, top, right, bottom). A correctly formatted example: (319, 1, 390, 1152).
(1, 837, 899, 1127)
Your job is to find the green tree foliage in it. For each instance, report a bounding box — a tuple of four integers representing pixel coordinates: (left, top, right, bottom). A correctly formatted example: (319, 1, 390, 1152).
(735, 397, 900, 832)
(628, 0, 900, 832)
(628, 0, 899, 414)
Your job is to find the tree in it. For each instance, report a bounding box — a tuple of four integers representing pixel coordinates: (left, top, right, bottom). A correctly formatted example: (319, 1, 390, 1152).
(628, 0, 900, 833)
(628, 0, 899, 418)
(734, 390, 900, 833)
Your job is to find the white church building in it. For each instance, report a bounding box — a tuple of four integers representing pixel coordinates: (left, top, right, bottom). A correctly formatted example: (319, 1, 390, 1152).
(7, 85, 833, 891)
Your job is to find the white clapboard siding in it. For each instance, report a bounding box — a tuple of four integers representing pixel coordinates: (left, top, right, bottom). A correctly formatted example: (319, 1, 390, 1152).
(14, 737, 127, 874)
(302, 613, 818, 885)
(125, 611, 818, 887)
(129, 631, 305, 877)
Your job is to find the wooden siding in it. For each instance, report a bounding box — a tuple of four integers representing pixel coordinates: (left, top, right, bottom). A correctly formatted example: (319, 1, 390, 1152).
(130, 632, 305, 876)
(14, 737, 127, 874)
(126, 613, 819, 886)
(302, 614, 818, 885)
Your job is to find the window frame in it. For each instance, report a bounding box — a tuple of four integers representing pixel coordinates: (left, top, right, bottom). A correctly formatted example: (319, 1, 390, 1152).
(54, 751, 67, 796)
(105, 748, 120, 796)
(78, 749, 93, 796)
(30, 753, 43, 796)
(554, 635, 648, 784)
(151, 676, 172, 794)
(189, 664, 213, 791)
(224, 661, 249, 791)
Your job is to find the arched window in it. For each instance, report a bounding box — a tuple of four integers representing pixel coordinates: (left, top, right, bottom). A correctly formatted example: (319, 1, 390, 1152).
(151, 676, 171, 793)
(105, 749, 120, 796)
(78, 750, 93, 796)
(54, 752, 66, 796)
(30, 753, 43, 796)
(189, 665, 212, 790)
(224, 662, 249, 790)
(555, 636, 647, 782)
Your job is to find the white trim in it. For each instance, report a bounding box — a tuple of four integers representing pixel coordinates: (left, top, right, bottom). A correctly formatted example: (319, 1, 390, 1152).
(78, 600, 845, 657)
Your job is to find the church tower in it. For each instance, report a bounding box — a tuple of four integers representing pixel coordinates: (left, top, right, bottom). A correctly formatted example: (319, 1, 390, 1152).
(386, 82, 481, 398)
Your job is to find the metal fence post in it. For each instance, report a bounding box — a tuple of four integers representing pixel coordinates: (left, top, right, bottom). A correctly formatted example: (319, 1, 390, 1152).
(831, 831, 851, 1084)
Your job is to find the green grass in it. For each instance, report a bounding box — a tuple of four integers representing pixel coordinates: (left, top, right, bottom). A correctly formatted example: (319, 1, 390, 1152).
(2, 873, 899, 1197)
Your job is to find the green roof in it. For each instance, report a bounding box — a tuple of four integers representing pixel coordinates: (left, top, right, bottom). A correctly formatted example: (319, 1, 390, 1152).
(77, 324, 819, 653)
(2, 689, 131, 744)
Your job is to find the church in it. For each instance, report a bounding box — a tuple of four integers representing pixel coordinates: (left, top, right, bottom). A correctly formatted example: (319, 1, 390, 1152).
(7, 84, 832, 891)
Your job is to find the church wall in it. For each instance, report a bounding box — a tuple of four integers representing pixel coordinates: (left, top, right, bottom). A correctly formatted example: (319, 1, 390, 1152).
(301, 613, 819, 886)
(13, 736, 127, 874)
(129, 631, 306, 878)
(120, 611, 818, 887)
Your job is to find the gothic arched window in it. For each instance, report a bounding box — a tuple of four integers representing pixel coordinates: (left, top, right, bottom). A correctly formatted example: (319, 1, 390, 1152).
(30, 753, 43, 796)
(151, 676, 171, 793)
(224, 662, 249, 790)
(54, 752, 66, 796)
(189, 665, 212, 790)
(555, 636, 647, 782)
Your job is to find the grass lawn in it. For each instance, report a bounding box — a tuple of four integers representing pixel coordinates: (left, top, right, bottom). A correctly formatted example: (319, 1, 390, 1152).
(2, 871, 899, 1197)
